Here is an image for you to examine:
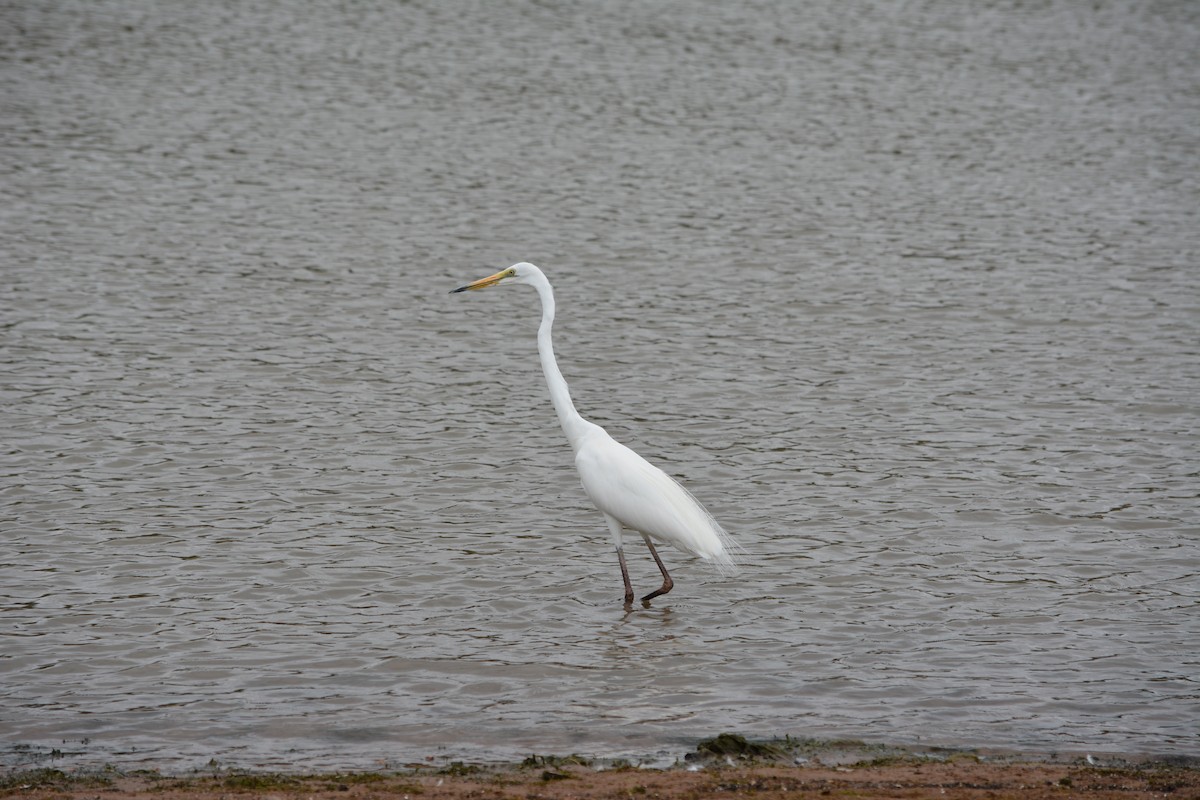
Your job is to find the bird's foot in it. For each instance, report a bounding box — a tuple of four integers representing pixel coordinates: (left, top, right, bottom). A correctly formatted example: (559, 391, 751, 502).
(640, 578, 673, 603)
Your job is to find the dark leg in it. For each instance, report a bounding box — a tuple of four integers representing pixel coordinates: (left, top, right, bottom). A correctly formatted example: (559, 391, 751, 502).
(639, 534, 674, 602)
(616, 546, 634, 606)
(605, 514, 635, 606)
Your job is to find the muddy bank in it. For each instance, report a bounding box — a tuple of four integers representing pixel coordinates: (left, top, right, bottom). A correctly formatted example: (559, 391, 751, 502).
(8, 761, 1200, 800)
(7, 737, 1197, 800)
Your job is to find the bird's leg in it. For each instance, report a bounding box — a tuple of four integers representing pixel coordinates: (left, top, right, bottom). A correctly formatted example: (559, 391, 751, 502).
(604, 514, 635, 606)
(639, 533, 674, 603)
(616, 546, 635, 607)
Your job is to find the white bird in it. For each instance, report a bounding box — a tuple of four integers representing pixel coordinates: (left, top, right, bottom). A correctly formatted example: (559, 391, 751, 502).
(451, 262, 739, 605)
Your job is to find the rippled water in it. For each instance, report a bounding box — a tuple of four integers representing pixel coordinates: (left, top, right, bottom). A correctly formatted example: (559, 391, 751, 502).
(3, 0, 1198, 773)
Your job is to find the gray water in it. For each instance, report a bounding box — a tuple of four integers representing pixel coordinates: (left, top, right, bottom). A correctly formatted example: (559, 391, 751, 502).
(2, 0, 1198, 774)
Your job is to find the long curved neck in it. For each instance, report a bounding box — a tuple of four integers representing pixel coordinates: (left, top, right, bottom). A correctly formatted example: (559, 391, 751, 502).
(530, 274, 592, 448)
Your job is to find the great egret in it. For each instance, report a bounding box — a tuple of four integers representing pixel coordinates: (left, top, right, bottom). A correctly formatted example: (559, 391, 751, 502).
(451, 262, 738, 605)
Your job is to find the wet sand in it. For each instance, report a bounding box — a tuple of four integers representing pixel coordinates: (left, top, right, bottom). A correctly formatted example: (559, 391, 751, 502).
(8, 759, 1199, 800)
(8, 735, 1199, 800)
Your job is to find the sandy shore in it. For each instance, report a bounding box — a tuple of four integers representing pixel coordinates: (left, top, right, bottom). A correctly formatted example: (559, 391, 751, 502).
(7, 745, 1198, 800)
(7, 763, 1199, 800)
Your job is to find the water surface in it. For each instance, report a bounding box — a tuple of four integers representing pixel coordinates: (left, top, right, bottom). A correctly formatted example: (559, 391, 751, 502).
(2, 0, 1198, 772)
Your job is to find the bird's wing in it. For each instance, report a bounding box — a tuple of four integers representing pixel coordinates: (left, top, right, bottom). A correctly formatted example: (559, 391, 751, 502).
(574, 432, 731, 563)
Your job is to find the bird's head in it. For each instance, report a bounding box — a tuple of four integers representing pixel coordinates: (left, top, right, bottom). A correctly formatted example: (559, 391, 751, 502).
(450, 262, 542, 293)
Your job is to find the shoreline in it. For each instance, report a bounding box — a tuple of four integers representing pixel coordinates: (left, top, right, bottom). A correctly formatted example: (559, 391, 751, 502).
(6, 735, 1197, 799)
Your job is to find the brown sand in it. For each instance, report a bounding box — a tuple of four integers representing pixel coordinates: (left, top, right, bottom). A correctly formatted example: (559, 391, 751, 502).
(7, 760, 1198, 800)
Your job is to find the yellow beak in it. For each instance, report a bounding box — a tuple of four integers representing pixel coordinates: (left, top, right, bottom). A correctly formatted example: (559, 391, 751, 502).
(450, 269, 508, 293)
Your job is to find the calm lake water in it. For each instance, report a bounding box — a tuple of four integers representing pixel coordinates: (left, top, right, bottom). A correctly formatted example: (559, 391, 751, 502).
(2, 0, 1198, 773)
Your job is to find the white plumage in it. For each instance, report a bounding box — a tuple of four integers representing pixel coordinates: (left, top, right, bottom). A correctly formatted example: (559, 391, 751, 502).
(452, 262, 739, 604)
(574, 428, 736, 573)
